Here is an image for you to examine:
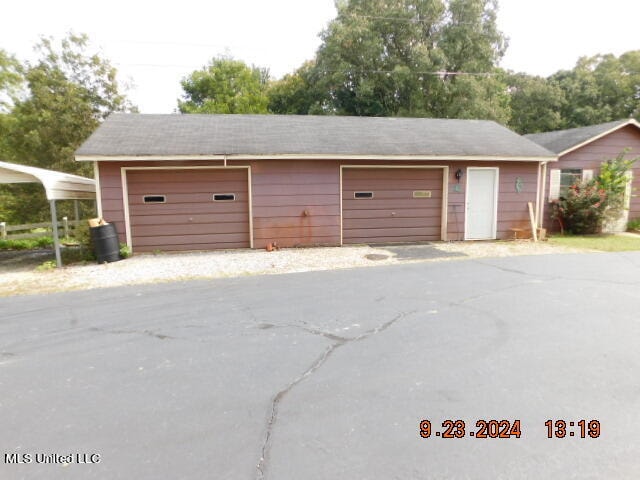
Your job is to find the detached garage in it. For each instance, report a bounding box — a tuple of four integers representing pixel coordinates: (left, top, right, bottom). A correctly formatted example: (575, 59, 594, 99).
(76, 114, 556, 253)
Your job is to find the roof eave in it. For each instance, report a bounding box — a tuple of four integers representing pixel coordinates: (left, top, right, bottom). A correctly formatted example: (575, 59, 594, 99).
(76, 153, 558, 162)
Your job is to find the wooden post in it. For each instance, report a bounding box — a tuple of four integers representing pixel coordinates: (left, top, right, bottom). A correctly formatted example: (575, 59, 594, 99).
(0, 222, 6, 239)
(528, 202, 538, 242)
(63, 216, 69, 239)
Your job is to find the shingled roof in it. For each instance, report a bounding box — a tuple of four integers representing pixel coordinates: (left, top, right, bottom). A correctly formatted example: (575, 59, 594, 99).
(525, 119, 640, 155)
(76, 113, 555, 160)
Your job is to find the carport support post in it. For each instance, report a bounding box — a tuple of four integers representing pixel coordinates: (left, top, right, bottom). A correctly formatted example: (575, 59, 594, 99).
(50, 200, 62, 268)
(73, 200, 80, 241)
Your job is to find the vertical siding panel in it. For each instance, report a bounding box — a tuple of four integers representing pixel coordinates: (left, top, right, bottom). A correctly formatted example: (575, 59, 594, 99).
(98, 162, 126, 244)
(250, 160, 341, 248)
(446, 164, 466, 241)
(496, 163, 539, 239)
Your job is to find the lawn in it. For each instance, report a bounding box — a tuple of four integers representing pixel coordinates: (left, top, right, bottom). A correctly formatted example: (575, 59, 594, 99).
(548, 233, 640, 252)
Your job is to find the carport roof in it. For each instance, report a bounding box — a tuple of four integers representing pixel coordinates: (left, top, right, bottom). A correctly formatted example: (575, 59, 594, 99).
(75, 113, 556, 161)
(0, 161, 96, 200)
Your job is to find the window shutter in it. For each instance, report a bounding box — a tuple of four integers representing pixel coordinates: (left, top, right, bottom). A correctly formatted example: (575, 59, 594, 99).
(582, 169, 594, 182)
(549, 169, 561, 201)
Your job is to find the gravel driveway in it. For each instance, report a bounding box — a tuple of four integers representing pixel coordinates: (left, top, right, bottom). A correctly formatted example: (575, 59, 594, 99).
(0, 241, 583, 297)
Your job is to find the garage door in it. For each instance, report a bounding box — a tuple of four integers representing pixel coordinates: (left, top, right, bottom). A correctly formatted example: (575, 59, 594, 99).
(342, 168, 443, 244)
(126, 169, 250, 252)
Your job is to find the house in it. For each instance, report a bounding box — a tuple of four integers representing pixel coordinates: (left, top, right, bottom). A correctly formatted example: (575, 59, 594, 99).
(526, 119, 640, 231)
(75, 114, 556, 253)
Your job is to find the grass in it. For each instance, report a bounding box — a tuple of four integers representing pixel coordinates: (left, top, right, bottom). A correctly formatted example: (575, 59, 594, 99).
(0, 237, 54, 250)
(548, 234, 640, 252)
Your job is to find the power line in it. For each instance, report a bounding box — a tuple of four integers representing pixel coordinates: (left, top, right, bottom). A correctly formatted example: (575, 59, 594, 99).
(114, 63, 500, 77)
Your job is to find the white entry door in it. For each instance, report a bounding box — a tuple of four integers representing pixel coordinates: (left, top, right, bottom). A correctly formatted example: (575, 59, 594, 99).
(465, 168, 499, 240)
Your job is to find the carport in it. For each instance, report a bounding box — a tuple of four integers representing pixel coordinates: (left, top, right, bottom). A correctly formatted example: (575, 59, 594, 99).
(0, 161, 96, 267)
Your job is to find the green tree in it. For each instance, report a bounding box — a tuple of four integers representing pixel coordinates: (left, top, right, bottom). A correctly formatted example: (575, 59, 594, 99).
(0, 49, 23, 112)
(179, 57, 269, 114)
(506, 73, 566, 134)
(551, 52, 640, 128)
(306, 0, 508, 119)
(0, 33, 134, 223)
(268, 61, 324, 114)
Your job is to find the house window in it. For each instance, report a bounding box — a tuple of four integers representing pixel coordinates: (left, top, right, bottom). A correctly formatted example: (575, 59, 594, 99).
(143, 195, 166, 204)
(559, 169, 583, 197)
(549, 169, 594, 201)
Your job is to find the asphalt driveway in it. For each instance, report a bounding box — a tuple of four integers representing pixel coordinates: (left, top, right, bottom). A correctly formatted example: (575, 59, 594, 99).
(1, 252, 639, 479)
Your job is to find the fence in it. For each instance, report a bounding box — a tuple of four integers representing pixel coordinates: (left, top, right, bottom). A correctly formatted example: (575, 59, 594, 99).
(0, 218, 84, 241)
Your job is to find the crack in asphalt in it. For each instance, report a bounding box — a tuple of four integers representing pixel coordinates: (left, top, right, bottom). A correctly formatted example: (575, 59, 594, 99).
(473, 258, 640, 286)
(255, 310, 416, 480)
(471, 259, 560, 280)
(256, 323, 350, 343)
(88, 326, 176, 340)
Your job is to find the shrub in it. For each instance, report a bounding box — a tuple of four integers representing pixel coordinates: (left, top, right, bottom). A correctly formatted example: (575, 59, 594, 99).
(119, 243, 131, 259)
(552, 151, 638, 235)
(628, 218, 640, 232)
(597, 151, 637, 224)
(72, 222, 97, 262)
(551, 180, 607, 234)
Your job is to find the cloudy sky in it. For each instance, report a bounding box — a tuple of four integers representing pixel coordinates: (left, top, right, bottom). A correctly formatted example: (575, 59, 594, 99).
(1, 0, 638, 113)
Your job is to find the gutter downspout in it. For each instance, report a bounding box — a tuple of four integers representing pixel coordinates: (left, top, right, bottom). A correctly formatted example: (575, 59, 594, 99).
(539, 162, 548, 229)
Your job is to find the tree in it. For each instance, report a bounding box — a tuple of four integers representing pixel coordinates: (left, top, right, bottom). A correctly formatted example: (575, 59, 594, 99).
(551, 52, 640, 128)
(506, 73, 565, 134)
(0, 33, 134, 223)
(179, 57, 269, 114)
(0, 49, 23, 112)
(305, 0, 508, 119)
(268, 61, 324, 114)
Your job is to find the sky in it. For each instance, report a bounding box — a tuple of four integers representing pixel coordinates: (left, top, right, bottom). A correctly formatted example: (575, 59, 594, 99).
(1, 0, 638, 113)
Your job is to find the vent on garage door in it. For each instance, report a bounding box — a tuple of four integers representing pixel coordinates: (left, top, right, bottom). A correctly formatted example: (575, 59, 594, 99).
(143, 195, 166, 204)
(213, 193, 236, 201)
(354, 191, 374, 199)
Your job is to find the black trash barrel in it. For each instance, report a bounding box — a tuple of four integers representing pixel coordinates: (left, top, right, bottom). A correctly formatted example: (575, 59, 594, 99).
(90, 223, 121, 263)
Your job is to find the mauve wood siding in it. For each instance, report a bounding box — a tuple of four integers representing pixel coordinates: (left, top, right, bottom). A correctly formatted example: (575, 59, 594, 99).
(249, 160, 341, 248)
(443, 162, 539, 240)
(127, 168, 250, 252)
(342, 168, 443, 243)
(97, 162, 127, 244)
(543, 125, 640, 230)
(95, 159, 540, 251)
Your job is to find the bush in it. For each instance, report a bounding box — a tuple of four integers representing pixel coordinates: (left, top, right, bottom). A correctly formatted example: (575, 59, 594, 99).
(552, 151, 638, 235)
(72, 222, 96, 262)
(628, 218, 640, 232)
(119, 243, 131, 259)
(597, 151, 637, 224)
(551, 181, 607, 234)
